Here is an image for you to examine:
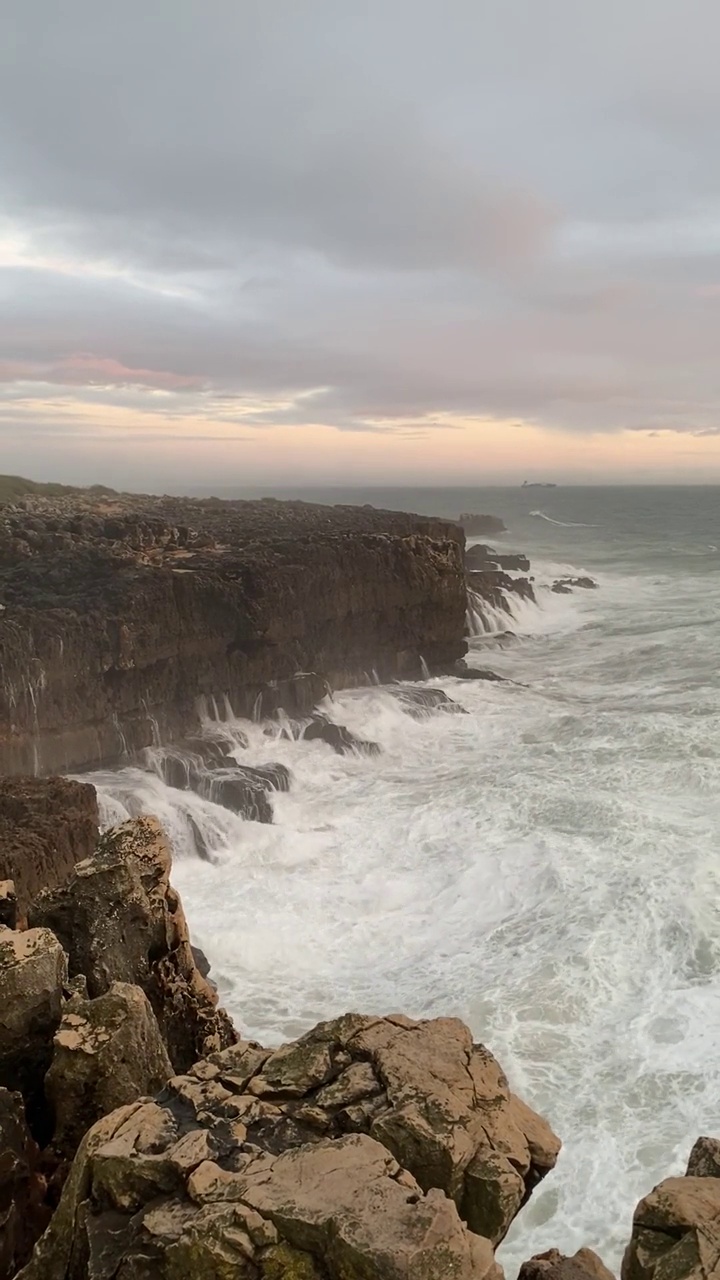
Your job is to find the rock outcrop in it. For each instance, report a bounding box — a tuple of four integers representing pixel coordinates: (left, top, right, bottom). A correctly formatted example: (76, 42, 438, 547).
(0, 777, 99, 918)
(519, 1249, 614, 1280)
(622, 1175, 720, 1280)
(465, 544, 530, 573)
(28, 817, 236, 1073)
(551, 577, 597, 593)
(0, 493, 467, 773)
(17, 1011, 560, 1280)
(45, 982, 173, 1157)
(0, 927, 67, 1137)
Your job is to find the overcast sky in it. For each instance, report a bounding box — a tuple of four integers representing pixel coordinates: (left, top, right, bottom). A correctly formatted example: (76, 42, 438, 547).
(3, 0, 720, 488)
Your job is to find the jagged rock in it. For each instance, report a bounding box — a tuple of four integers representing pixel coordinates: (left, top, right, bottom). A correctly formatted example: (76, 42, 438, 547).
(520, 1248, 615, 1280)
(303, 715, 380, 756)
(215, 1013, 560, 1247)
(45, 981, 173, 1156)
(0, 778, 98, 917)
(551, 577, 597, 593)
(0, 1088, 50, 1280)
(0, 880, 17, 929)
(622, 1176, 720, 1280)
(468, 569, 536, 604)
(28, 817, 236, 1072)
(465, 544, 530, 573)
(0, 927, 67, 1136)
(391, 686, 468, 717)
(686, 1136, 720, 1178)
(148, 750, 290, 822)
(18, 1102, 502, 1280)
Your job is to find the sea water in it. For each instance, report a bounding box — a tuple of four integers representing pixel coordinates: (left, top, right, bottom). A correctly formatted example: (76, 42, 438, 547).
(91, 486, 720, 1274)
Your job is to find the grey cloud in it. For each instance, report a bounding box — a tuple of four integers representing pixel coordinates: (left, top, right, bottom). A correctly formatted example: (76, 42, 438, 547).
(3, 1, 720, 479)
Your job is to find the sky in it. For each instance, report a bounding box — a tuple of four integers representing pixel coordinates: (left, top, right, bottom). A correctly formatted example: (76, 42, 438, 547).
(3, 0, 720, 489)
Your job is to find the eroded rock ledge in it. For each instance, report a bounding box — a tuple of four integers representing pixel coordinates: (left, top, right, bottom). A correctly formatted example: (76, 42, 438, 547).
(0, 493, 467, 774)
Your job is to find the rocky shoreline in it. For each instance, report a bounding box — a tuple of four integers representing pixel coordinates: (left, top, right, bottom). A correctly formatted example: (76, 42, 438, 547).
(3, 491, 698, 1280)
(0, 776, 712, 1280)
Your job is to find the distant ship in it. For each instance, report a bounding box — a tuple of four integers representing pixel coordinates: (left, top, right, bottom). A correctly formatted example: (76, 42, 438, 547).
(522, 481, 557, 488)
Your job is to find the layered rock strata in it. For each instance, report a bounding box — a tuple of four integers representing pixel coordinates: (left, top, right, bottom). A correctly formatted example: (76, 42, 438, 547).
(0, 493, 467, 774)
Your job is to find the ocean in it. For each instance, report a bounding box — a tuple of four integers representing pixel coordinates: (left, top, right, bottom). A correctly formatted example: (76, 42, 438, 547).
(90, 485, 720, 1273)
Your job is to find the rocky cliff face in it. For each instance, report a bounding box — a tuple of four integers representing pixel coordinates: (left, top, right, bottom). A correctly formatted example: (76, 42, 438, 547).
(0, 494, 467, 774)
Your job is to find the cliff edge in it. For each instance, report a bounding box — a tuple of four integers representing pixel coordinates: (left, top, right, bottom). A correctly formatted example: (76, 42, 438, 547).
(0, 493, 467, 774)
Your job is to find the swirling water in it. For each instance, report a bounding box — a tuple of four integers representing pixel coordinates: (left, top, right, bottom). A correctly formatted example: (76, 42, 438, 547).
(91, 486, 720, 1274)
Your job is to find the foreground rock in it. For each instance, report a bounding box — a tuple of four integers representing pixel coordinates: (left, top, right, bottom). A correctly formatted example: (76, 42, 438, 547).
(28, 817, 236, 1072)
(0, 778, 98, 918)
(520, 1249, 614, 1280)
(19, 1109, 501, 1280)
(18, 1012, 560, 1279)
(622, 1175, 720, 1280)
(45, 981, 173, 1157)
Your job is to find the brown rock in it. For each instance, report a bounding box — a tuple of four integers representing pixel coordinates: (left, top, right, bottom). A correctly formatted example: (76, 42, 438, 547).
(0, 926, 67, 1136)
(520, 1247, 615, 1280)
(622, 1176, 720, 1280)
(0, 777, 98, 917)
(686, 1136, 720, 1178)
(45, 981, 173, 1156)
(0, 880, 17, 930)
(29, 817, 236, 1072)
(0, 1088, 50, 1280)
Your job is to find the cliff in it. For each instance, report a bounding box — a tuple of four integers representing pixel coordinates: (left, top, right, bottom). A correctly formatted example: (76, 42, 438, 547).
(0, 493, 467, 774)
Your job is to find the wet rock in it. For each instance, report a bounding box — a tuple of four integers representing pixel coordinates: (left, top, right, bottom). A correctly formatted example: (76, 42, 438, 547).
(303, 715, 380, 756)
(0, 1088, 50, 1280)
(551, 577, 597, 592)
(450, 663, 510, 682)
(149, 749, 289, 822)
(0, 927, 67, 1137)
(28, 817, 236, 1072)
(391, 686, 468, 717)
(0, 778, 99, 918)
(519, 1248, 614, 1280)
(45, 982, 173, 1157)
(468, 569, 536, 604)
(622, 1175, 720, 1280)
(686, 1135, 720, 1178)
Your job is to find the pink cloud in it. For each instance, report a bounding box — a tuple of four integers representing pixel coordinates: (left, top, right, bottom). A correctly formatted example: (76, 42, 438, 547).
(0, 353, 203, 391)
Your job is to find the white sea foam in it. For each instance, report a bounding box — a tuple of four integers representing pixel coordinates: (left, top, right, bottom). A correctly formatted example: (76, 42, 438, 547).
(90, 526, 720, 1276)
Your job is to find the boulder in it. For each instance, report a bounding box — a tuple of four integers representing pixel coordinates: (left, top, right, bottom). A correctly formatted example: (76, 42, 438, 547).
(28, 817, 236, 1072)
(622, 1175, 720, 1280)
(0, 927, 67, 1136)
(303, 715, 380, 756)
(465, 545, 530, 573)
(0, 778, 99, 918)
(0, 1088, 50, 1280)
(450, 664, 511, 683)
(18, 1101, 502, 1280)
(520, 1248, 614, 1280)
(45, 981, 173, 1156)
(229, 1013, 560, 1246)
(686, 1135, 720, 1178)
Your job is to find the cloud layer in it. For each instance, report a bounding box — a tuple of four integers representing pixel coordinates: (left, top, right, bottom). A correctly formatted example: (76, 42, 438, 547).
(4, 0, 720, 485)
